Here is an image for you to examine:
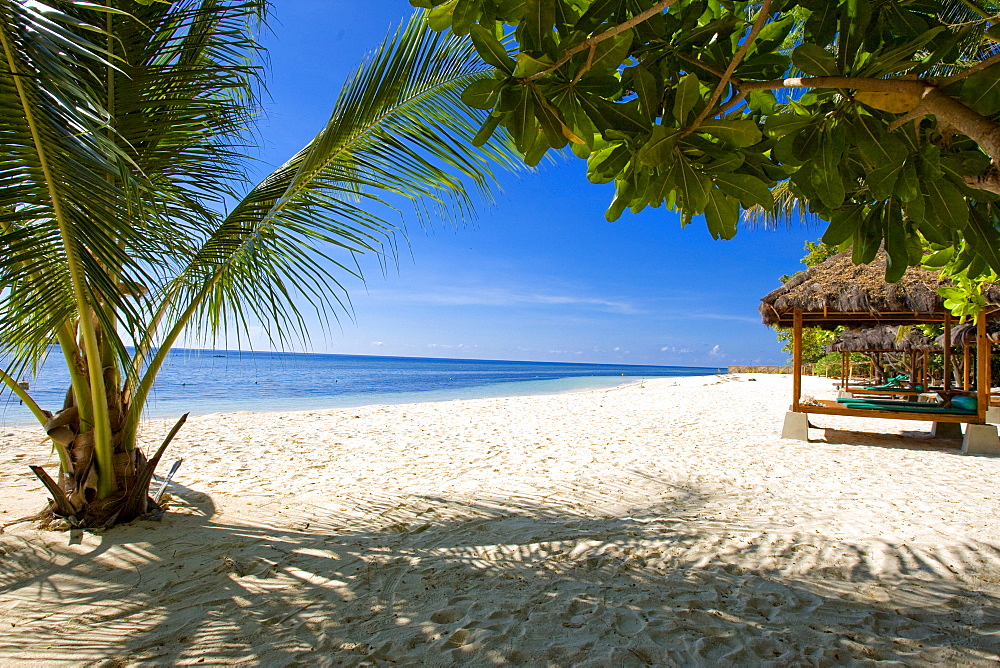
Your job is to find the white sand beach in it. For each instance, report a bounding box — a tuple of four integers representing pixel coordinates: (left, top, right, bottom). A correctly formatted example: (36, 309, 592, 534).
(2, 373, 1000, 665)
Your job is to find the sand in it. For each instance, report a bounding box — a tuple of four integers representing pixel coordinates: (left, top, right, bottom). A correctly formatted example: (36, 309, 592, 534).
(2, 373, 1000, 666)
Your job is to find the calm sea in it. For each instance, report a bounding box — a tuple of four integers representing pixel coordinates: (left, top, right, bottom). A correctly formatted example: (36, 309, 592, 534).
(1, 349, 721, 426)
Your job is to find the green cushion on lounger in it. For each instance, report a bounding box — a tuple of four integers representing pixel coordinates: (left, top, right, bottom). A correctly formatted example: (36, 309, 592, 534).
(951, 395, 978, 412)
(839, 399, 976, 415)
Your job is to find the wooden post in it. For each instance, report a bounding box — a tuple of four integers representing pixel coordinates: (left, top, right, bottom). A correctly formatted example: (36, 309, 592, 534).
(978, 314, 989, 423)
(792, 309, 802, 412)
(943, 313, 952, 393)
(841, 351, 848, 390)
(963, 343, 971, 390)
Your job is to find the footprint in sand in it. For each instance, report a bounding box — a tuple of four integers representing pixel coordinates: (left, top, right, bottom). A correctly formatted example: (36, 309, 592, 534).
(614, 609, 646, 636)
(430, 607, 466, 624)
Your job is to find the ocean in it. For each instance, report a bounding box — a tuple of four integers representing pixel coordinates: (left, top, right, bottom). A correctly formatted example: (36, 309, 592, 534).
(1, 349, 722, 427)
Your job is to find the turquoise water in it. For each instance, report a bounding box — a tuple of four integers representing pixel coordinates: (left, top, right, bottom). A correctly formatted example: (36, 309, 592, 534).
(1, 350, 721, 426)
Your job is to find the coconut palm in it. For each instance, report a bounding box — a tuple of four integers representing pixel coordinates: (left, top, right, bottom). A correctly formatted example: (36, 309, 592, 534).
(0, 0, 520, 528)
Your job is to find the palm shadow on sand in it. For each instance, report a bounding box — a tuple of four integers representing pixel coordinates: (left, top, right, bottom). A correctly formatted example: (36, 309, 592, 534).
(2, 476, 999, 666)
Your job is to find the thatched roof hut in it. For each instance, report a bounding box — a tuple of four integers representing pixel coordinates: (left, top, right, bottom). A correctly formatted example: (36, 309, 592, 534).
(829, 326, 939, 353)
(760, 251, 1000, 329)
(937, 317, 1000, 347)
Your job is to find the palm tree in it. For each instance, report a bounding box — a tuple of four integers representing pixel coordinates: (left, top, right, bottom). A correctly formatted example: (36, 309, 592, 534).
(0, 0, 519, 528)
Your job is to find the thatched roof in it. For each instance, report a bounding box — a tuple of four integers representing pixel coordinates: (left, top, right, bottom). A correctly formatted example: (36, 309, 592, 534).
(935, 317, 1000, 347)
(760, 251, 1000, 329)
(829, 326, 939, 353)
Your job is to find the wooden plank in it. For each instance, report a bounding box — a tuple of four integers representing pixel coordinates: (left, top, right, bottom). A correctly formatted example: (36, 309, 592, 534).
(795, 400, 977, 423)
(943, 313, 952, 394)
(978, 315, 989, 423)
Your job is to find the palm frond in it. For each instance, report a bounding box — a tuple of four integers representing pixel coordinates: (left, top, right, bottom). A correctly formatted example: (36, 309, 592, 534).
(162, 14, 521, 346)
(740, 180, 822, 231)
(0, 0, 144, 374)
(125, 13, 524, 423)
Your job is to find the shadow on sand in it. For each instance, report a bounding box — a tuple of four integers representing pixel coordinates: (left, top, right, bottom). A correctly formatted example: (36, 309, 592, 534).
(2, 477, 999, 666)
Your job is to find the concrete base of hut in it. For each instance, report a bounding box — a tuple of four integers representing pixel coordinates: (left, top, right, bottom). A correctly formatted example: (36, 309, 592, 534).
(932, 421, 964, 440)
(986, 406, 1000, 424)
(962, 424, 1000, 455)
(838, 391, 854, 399)
(781, 411, 810, 441)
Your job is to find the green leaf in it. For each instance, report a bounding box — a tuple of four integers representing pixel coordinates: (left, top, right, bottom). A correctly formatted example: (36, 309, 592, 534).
(961, 64, 1000, 117)
(451, 0, 482, 35)
(884, 207, 909, 283)
(712, 172, 773, 210)
(764, 114, 811, 140)
(822, 204, 865, 246)
(470, 23, 515, 74)
(427, 0, 458, 31)
(704, 188, 739, 240)
(508, 86, 537, 152)
(574, 0, 625, 34)
(472, 113, 503, 146)
(922, 247, 954, 269)
(637, 126, 679, 166)
(810, 126, 846, 209)
(587, 144, 631, 184)
(673, 73, 700, 125)
(521, 0, 556, 53)
(924, 179, 968, 230)
(669, 155, 710, 212)
(513, 52, 554, 77)
(965, 205, 1000, 275)
(531, 89, 568, 149)
(867, 161, 902, 200)
(578, 94, 648, 134)
(605, 179, 634, 222)
(791, 43, 839, 76)
(630, 64, 659, 121)
(894, 160, 919, 202)
(589, 30, 633, 73)
(461, 78, 501, 109)
(703, 152, 745, 173)
(697, 119, 763, 148)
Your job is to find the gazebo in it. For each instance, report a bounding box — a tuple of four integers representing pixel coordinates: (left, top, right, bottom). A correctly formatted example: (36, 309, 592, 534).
(760, 251, 1000, 453)
(829, 325, 940, 393)
(936, 317, 1000, 392)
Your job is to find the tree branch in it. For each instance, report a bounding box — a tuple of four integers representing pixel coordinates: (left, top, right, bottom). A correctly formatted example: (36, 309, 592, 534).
(683, 0, 772, 135)
(965, 173, 1000, 195)
(527, 0, 680, 81)
(674, 52, 727, 79)
(940, 51, 1000, 86)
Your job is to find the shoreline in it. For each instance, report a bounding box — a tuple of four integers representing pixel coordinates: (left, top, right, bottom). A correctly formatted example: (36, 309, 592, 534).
(3, 373, 1000, 664)
(0, 371, 689, 429)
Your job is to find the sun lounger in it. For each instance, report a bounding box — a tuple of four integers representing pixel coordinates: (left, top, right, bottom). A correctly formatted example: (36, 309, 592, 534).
(861, 374, 910, 390)
(837, 398, 977, 416)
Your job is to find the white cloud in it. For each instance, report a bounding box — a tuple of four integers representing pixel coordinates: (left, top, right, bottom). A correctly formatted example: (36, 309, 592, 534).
(369, 286, 641, 314)
(709, 345, 725, 357)
(613, 346, 621, 352)
(660, 346, 691, 353)
(371, 341, 384, 346)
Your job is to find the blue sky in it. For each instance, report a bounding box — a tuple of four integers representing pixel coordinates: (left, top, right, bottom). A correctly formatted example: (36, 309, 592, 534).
(247, 2, 820, 367)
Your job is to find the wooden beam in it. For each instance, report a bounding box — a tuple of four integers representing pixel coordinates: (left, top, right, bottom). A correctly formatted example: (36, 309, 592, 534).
(806, 400, 977, 423)
(841, 351, 848, 390)
(943, 313, 952, 393)
(793, 308, 802, 411)
(978, 314, 989, 423)
(963, 343, 971, 390)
